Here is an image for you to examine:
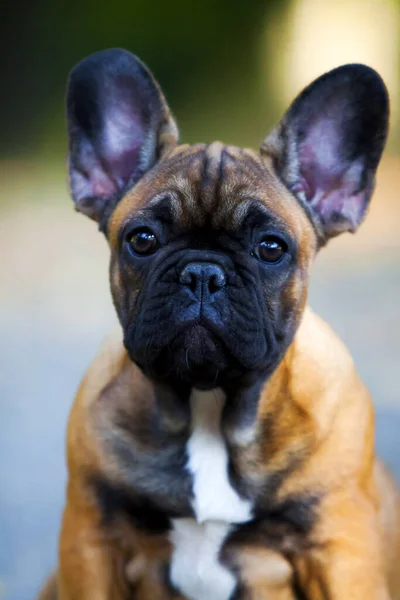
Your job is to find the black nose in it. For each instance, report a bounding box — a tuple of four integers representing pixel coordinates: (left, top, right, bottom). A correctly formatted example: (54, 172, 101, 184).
(180, 262, 226, 297)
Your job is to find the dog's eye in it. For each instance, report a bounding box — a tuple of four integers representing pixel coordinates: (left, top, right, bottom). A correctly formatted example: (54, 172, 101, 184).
(253, 237, 286, 263)
(128, 229, 159, 256)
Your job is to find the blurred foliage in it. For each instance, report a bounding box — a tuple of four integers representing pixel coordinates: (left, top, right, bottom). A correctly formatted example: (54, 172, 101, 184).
(0, 0, 289, 159)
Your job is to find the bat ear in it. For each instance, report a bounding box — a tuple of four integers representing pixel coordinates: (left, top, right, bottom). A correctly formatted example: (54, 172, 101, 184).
(66, 48, 178, 228)
(261, 64, 389, 245)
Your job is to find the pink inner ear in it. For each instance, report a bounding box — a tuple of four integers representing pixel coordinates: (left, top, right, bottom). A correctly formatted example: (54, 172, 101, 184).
(91, 169, 119, 198)
(299, 115, 344, 200)
(71, 163, 118, 203)
(296, 114, 367, 233)
(315, 184, 367, 233)
(71, 103, 147, 205)
(102, 101, 146, 186)
(71, 135, 119, 202)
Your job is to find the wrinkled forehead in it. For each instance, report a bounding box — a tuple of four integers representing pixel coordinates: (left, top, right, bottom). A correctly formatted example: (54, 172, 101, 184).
(109, 142, 313, 246)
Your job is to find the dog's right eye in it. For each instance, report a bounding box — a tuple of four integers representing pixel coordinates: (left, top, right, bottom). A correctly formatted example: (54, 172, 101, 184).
(128, 229, 159, 256)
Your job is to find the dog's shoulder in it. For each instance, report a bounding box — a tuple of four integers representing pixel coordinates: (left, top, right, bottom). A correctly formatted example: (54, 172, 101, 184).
(294, 306, 355, 376)
(80, 327, 128, 405)
(287, 306, 373, 436)
(65, 327, 135, 475)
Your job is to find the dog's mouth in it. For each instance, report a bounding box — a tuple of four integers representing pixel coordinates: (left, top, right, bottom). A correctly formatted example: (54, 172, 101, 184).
(127, 303, 268, 390)
(147, 323, 241, 389)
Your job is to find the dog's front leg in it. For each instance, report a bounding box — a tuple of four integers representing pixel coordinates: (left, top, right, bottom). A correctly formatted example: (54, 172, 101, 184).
(57, 494, 129, 600)
(294, 492, 391, 600)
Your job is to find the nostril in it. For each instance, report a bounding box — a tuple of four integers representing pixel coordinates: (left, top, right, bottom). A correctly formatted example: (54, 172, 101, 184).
(187, 273, 197, 293)
(209, 271, 226, 293)
(180, 269, 197, 292)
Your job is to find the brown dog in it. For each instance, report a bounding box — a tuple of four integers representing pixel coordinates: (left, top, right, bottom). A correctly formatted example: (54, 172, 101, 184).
(39, 49, 400, 600)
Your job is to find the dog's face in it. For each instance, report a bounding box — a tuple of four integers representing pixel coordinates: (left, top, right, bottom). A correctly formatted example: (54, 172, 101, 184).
(66, 50, 388, 390)
(106, 144, 314, 389)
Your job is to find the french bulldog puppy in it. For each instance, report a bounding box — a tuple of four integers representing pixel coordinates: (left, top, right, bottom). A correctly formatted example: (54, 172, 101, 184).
(39, 49, 399, 600)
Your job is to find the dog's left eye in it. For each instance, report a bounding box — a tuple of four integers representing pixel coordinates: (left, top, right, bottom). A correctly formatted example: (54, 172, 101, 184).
(253, 236, 286, 263)
(128, 229, 159, 256)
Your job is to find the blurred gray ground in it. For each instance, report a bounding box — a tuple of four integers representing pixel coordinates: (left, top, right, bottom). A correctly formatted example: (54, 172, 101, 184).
(0, 159, 399, 600)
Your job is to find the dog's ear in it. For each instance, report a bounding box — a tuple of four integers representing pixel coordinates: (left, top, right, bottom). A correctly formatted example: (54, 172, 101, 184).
(66, 49, 178, 227)
(261, 64, 389, 244)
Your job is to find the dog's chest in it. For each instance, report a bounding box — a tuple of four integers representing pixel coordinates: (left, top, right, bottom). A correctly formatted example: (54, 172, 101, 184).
(169, 389, 253, 600)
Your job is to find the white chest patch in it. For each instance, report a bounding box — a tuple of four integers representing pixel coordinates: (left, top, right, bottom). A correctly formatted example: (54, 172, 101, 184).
(169, 389, 253, 600)
(170, 519, 235, 600)
(186, 388, 253, 524)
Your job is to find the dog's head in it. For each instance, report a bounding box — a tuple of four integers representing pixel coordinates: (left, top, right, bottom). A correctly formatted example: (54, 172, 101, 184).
(66, 49, 388, 390)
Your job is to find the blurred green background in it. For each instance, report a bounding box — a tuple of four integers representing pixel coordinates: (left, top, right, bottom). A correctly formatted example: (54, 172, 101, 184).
(0, 1, 399, 599)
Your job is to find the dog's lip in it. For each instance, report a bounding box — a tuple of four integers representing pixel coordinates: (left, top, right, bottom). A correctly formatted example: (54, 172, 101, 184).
(169, 319, 226, 350)
(154, 321, 229, 385)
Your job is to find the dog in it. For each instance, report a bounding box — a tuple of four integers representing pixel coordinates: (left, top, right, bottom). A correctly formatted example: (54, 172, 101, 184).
(39, 49, 400, 600)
